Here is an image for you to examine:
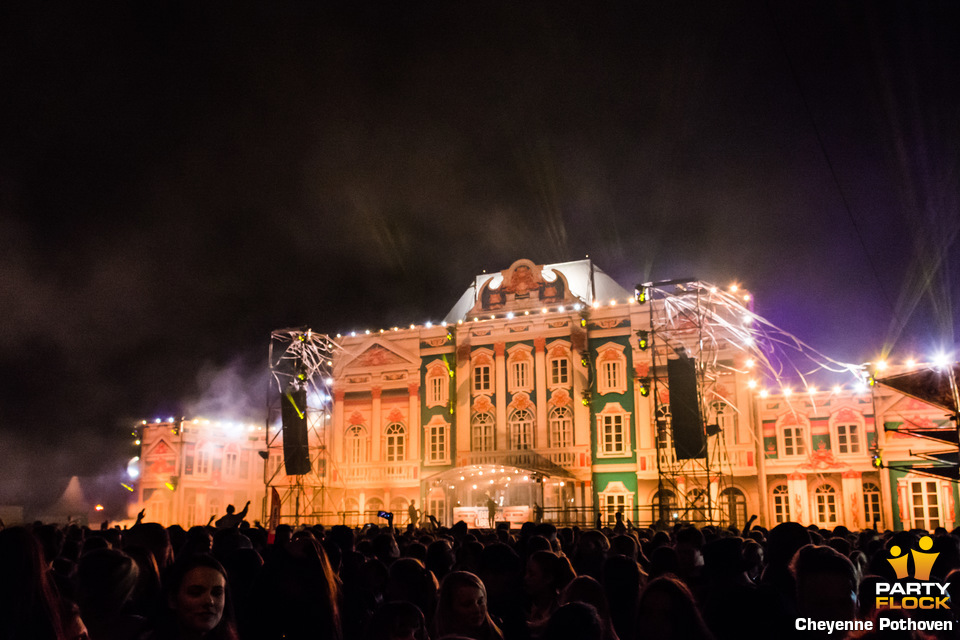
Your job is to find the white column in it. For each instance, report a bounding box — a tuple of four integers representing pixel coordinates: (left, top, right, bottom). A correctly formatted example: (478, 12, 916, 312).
(535, 338, 548, 449)
(333, 389, 345, 463)
(371, 387, 382, 462)
(787, 474, 809, 524)
(495, 343, 507, 449)
(457, 344, 472, 461)
(408, 382, 420, 463)
(841, 471, 862, 529)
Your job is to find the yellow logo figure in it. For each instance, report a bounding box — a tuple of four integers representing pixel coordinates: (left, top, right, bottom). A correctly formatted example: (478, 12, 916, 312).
(886, 536, 939, 581)
(887, 545, 910, 580)
(912, 536, 939, 581)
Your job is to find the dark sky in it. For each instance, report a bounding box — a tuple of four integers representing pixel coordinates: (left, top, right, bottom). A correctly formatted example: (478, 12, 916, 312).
(1, 2, 957, 508)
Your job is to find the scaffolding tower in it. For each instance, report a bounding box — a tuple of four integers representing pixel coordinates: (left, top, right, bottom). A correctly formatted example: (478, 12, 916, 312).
(638, 279, 740, 526)
(265, 328, 340, 525)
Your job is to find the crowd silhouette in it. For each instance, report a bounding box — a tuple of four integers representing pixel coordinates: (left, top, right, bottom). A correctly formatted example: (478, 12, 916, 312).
(2, 508, 960, 640)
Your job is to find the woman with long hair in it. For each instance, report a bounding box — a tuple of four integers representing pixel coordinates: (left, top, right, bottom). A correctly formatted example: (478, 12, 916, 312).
(434, 571, 503, 640)
(0, 526, 65, 640)
(146, 554, 238, 640)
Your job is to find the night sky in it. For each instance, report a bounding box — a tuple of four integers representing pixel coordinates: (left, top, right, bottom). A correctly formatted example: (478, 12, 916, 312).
(1, 2, 957, 511)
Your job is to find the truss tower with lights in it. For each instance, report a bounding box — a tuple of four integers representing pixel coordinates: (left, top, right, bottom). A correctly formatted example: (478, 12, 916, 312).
(636, 280, 742, 526)
(265, 328, 340, 525)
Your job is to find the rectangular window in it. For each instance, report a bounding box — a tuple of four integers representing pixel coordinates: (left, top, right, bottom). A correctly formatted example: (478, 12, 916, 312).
(816, 493, 837, 524)
(473, 365, 491, 393)
(602, 362, 619, 390)
(773, 492, 790, 524)
(183, 443, 195, 475)
(601, 414, 626, 455)
(510, 361, 529, 390)
(224, 451, 238, 477)
(239, 450, 250, 480)
(429, 425, 447, 462)
(863, 490, 881, 528)
(783, 427, 806, 457)
(270, 454, 282, 477)
(911, 480, 940, 530)
(430, 376, 445, 404)
(550, 412, 571, 448)
(472, 417, 494, 452)
(197, 449, 211, 475)
(836, 424, 860, 454)
(550, 358, 569, 386)
(605, 494, 627, 524)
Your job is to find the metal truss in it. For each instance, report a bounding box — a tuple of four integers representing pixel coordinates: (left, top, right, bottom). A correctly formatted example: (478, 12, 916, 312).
(265, 328, 340, 525)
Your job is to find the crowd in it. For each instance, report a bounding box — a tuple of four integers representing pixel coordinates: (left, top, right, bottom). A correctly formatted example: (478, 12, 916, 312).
(3, 509, 960, 640)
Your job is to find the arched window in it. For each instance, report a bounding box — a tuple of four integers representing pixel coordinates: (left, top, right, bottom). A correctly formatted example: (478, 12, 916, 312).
(772, 484, 790, 524)
(509, 409, 534, 450)
(366, 497, 384, 519)
(720, 487, 747, 529)
(472, 412, 494, 452)
(346, 425, 368, 464)
(224, 445, 239, 477)
(862, 482, 881, 528)
(814, 484, 838, 525)
(652, 489, 676, 524)
(385, 423, 406, 462)
(686, 488, 707, 522)
(600, 480, 634, 526)
(549, 406, 573, 448)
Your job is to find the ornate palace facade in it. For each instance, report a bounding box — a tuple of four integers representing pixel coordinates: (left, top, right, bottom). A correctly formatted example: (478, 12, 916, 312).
(135, 259, 958, 531)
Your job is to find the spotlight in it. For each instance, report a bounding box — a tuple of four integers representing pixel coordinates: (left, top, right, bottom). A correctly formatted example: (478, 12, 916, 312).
(932, 352, 952, 369)
(637, 330, 650, 351)
(636, 286, 649, 304)
(872, 451, 883, 469)
(639, 378, 651, 397)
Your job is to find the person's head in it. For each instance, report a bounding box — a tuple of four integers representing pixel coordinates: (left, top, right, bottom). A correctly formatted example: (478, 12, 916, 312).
(636, 574, 715, 640)
(435, 571, 503, 639)
(76, 548, 139, 626)
(163, 554, 237, 639)
(368, 600, 428, 640)
(543, 602, 603, 640)
(791, 544, 858, 622)
(60, 599, 90, 640)
(225, 505, 235, 515)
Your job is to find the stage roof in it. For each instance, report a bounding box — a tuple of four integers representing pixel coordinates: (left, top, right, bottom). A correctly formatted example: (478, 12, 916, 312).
(877, 364, 960, 413)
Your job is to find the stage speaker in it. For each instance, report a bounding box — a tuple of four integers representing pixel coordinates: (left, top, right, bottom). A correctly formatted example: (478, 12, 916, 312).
(281, 388, 311, 475)
(668, 356, 705, 459)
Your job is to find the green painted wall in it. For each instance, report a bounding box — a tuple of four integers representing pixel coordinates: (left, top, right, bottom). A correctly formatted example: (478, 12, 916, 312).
(587, 334, 636, 464)
(421, 354, 456, 468)
(593, 471, 640, 522)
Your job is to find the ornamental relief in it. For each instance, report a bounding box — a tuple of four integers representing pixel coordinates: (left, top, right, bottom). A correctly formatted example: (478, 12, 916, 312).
(472, 395, 494, 414)
(508, 392, 534, 412)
